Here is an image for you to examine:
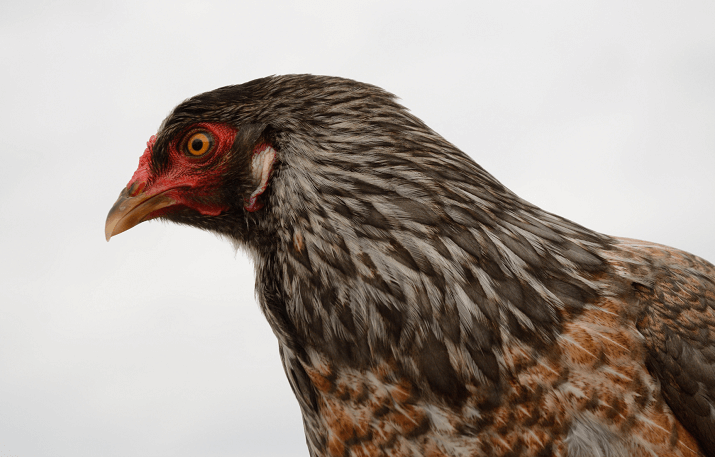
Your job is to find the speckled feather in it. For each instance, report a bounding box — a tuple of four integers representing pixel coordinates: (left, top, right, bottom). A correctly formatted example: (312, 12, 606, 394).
(137, 75, 714, 456)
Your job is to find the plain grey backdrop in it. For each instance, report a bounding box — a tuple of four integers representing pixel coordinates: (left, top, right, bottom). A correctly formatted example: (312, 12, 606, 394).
(1, 1, 714, 456)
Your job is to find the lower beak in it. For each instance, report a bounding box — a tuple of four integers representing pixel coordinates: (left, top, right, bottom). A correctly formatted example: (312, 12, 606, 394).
(105, 185, 177, 241)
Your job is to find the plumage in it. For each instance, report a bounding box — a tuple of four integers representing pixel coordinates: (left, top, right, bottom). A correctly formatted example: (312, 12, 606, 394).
(106, 75, 715, 456)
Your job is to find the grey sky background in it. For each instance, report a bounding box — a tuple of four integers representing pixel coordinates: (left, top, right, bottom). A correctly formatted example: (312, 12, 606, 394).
(1, 1, 714, 456)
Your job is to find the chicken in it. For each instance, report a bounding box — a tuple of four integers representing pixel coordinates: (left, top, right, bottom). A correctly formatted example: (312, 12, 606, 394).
(106, 75, 715, 457)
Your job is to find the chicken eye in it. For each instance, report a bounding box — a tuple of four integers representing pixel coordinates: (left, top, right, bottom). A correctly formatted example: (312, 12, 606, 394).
(185, 131, 214, 156)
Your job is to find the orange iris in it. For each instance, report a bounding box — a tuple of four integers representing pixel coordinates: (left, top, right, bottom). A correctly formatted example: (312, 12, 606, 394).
(186, 131, 213, 156)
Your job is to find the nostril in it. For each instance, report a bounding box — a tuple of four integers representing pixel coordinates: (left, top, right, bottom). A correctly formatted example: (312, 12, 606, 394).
(128, 181, 146, 197)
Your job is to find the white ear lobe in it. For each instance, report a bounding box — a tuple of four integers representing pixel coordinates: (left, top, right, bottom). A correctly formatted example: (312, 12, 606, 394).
(244, 144, 277, 212)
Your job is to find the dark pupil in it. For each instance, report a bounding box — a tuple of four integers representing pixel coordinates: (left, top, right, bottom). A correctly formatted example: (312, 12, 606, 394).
(191, 138, 204, 151)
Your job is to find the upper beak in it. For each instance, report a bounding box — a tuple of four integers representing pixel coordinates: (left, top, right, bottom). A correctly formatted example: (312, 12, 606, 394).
(105, 183, 177, 241)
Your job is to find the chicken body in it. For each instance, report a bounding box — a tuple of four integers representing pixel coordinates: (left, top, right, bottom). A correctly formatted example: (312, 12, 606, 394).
(106, 75, 715, 456)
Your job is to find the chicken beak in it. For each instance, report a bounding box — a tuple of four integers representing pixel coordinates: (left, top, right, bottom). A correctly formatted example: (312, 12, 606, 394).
(105, 184, 177, 241)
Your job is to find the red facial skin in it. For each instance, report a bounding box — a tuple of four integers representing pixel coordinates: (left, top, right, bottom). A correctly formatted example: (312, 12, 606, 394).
(127, 122, 239, 219)
(105, 122, 278, 240)
(104, 123, 239, 240)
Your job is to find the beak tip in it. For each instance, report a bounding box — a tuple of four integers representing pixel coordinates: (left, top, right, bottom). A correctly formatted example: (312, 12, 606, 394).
(105, 214, 117, 242)
(105, 186, 176, 242)
(105, 215, 126, 242)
